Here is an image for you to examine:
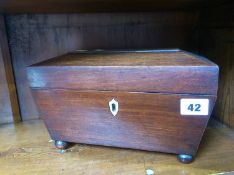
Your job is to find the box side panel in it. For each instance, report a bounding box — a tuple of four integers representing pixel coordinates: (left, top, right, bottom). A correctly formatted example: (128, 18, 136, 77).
(32, 89, 216, 155)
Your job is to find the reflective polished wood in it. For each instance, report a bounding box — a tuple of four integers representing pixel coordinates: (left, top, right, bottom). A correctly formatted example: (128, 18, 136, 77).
(28, 50, 219, 162)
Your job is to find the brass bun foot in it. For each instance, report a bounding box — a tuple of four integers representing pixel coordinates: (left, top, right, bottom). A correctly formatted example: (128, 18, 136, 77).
(54, 140, 69, 150)
(177, 154, 194, 163)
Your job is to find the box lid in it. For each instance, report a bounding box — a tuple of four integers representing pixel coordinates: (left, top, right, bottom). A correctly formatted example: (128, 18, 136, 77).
(27, 49, 219, 95)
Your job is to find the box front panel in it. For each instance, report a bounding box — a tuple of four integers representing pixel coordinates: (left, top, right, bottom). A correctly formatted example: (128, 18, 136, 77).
(28, 66, 219, 95)
(32, 89, 216, 155)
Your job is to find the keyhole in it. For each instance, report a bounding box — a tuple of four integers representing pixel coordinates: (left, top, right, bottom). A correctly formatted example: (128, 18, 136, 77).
(109, 99, 118, 116)
(112, 103, 116, 112)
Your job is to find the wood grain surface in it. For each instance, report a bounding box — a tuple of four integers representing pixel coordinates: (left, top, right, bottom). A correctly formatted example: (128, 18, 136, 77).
(0, 35, 13, 124)
(27, 51, 219, 95)
(32, 89, 216, 156)
(32, 50, 215, 67)
(199, 1, 234, 128)
(6, 13, 200, 121)
(0, 15, 20, 124)
(0, 119, 234, 175)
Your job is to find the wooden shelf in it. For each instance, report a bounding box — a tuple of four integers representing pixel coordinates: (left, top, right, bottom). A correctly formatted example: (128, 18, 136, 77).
(0, 119, 234, 174)
(0, 0, 205, 13)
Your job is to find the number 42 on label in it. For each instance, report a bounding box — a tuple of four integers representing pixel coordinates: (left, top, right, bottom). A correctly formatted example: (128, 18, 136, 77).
(180, 99, 209, 115)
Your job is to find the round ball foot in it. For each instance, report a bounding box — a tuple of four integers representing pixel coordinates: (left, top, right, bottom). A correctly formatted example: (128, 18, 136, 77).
(54, 140, 69, 150)
(177, 154, 194, 164)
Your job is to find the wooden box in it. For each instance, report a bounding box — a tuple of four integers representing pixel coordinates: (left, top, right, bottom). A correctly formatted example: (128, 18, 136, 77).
(27, 49, 219, 163)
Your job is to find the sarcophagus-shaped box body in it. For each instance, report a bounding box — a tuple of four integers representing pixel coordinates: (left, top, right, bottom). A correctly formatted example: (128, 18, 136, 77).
(27, 50, 219, 163)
